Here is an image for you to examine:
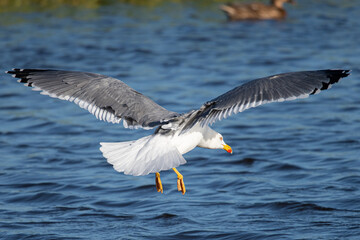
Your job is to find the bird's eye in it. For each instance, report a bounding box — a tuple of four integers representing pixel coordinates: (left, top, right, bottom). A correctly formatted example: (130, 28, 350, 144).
(220, 137, 223, 141)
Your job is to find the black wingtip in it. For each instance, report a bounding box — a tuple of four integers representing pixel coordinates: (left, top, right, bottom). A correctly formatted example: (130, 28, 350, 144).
(5, 69, 16, 74)
(7, 69, 22, 77)
(311, 69, 350, 93)
(325, 69, 350, 85)
(6, 68, 23, 76)
(328, 69, 350, 76)
(6, 68, 34, 85)
(337, 69, 351, 77)
(344, 69, 351, 77)
(7, 68, 49, 73)
(7, 68, 52, 80)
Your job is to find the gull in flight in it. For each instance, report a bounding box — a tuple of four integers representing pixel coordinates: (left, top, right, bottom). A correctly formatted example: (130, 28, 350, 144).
(7, 69, 349, 194)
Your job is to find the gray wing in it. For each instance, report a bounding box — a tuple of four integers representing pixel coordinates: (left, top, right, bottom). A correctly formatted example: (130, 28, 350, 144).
(7, 69, 179, 129)
(183, 70, 350, 129)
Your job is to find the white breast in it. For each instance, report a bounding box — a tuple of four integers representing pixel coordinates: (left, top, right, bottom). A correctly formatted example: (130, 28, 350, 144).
(171, 130, 203, 155)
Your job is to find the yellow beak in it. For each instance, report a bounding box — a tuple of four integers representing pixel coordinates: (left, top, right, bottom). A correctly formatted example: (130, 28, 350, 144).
(223, 144, 233, 154)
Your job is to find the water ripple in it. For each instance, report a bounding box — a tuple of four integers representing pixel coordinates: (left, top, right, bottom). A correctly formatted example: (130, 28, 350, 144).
(0, 1, 360, 239)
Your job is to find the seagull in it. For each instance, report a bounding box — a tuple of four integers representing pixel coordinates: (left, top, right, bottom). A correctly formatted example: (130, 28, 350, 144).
(7, 69, 349, 194)
(221, 0, 294, 21)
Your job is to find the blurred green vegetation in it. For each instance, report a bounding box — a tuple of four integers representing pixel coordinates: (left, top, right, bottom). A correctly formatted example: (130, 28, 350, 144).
(0, 0, 247, 12)
(0, 0, 250, 25)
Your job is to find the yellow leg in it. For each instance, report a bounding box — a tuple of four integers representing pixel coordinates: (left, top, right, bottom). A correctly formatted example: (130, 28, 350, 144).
(155, 172, 163, 193)
(172, 168, 186, 195)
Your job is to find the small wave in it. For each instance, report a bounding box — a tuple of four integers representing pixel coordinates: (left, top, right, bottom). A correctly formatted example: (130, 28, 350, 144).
(178, 36, 210, 42)
(153, 213, 177, 219)
(17, 121, 56, 130)
(0, 105, 24, 110)
(325, 139, 360, 145)
(263, 163, 304, 171)
(0, 92, 22, 98)
(250, 201, 337, 212)
(3, 182, 58, 189)
(92, 199, 138, 208)
(5, 191, 80, 205)
(134, 48, 153, 54)
(231, 157, 257, 166)
(78, 212, 134, 220)
(3, 232, 81, 240)
(169, 229, 278, 240)
(337, 175, 360, 184)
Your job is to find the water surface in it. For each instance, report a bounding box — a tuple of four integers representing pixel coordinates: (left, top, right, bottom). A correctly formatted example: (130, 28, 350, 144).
(0, 1, 360, 239)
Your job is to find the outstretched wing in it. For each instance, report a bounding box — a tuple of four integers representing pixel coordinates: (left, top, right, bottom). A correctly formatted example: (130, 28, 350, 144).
(183, 70, 350, 129)
(7, 69, 179, 129)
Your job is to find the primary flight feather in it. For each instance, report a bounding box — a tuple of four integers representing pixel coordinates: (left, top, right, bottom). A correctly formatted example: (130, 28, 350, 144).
(7, 68, 350, 194)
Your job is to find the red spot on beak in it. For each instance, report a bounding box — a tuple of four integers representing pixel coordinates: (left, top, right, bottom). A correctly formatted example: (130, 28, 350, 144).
(223, 144, 233, 154)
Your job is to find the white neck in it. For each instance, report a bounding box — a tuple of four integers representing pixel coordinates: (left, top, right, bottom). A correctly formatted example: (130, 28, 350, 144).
(197, 126, 221, 149)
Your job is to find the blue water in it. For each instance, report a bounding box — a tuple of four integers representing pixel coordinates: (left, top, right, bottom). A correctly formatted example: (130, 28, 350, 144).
(1, 1, 360, 239)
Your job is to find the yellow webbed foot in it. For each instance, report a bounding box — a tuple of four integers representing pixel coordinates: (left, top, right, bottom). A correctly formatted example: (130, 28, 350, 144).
(173, 168, 186, 195)
(155, 172, 163, 193)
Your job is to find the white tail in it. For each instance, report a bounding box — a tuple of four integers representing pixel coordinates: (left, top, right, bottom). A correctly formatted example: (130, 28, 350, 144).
(100, 135, 186, 176)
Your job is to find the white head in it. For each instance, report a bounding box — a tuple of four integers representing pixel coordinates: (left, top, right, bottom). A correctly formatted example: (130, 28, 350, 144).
(198, 127, 233, 154)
